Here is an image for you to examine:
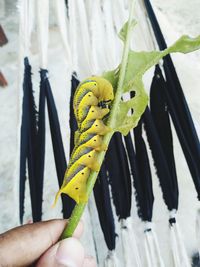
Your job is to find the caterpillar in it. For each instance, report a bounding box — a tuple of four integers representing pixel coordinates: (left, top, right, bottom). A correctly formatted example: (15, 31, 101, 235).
(53, 76, 114, 205)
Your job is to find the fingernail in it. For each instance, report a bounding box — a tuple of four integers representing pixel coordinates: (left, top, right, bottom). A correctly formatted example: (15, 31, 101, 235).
(56, 238, 84, 267)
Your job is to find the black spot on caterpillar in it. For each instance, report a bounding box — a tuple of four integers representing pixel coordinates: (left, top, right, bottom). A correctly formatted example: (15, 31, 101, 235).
(53, 76, 114, 204)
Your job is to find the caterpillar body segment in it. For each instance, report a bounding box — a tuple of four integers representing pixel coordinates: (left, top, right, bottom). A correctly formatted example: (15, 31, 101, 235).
(54, 167, 90, 205)
(80, 120, 94, 134)
(75, 150, 100, 171)
(81, 119, 111, 136)
(81, 106, 110, 128)
(76, 120, 111, 145)
(67, 150, 100, 177)
(69, 147, 93, 167)
(63, 166, 90, 204)
(53, 77, 114, 205)
(83, 135, 108, 151)
(73, 81, 98, 112)
(76, 92, 99, 124)
(70, 135, 107, 165)
(74, 130, 81, 146)
(65, 164, 85, 182)
(80, 105, 110, 132)
(74, 133, 107, 151)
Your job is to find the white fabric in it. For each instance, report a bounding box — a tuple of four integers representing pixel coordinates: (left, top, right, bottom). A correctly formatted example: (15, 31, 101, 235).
(120, 218, 142, 267)
(37, 0, 49, 69)
(144, 226, 165, 267)
(170, 222, 191, 267)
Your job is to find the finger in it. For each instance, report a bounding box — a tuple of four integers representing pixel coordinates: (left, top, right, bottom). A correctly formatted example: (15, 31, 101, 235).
(72, 220, 84, 239)
(83, 256, 97, 267)
(0, 219, 83, 267)
(36, 237, 85, 267)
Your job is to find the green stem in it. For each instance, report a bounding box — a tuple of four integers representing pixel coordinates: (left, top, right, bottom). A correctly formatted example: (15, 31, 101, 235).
(61, 0, 135, 239)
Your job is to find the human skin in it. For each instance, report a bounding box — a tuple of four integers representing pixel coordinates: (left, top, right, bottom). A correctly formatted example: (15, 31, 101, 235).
(0, 219, 96, 267)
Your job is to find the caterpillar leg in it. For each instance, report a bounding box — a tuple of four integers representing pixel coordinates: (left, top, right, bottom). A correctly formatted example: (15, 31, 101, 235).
(96, 143, 108, 151)
(90, 161, 100, 172)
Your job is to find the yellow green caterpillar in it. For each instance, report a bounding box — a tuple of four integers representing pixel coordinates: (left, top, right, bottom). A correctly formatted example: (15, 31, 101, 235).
(53, 76, 114, 205)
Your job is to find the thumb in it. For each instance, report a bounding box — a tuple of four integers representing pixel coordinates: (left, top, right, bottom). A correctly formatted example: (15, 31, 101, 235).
(0, 219, 83, 267)
(36, 237, 85, 267)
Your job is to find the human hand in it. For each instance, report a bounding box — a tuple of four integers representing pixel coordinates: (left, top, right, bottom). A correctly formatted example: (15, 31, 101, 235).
(0, 219, 97, 267)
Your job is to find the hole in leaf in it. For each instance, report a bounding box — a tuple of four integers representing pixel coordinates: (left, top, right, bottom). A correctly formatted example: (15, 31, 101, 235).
(127, 107, 134, 116)
(131, 91, 136, 98)
(128, 107, 134, 116)
(122, 92, 131, 101)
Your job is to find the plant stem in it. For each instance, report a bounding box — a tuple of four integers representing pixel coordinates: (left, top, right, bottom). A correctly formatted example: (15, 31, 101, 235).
(61, 0, 135, 239)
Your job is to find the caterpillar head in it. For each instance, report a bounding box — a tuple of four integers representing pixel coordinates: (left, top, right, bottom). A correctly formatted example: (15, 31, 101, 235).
(100, 80, 114, 104)
(84, 76, 114, 103)
(90, 76, 114, 103)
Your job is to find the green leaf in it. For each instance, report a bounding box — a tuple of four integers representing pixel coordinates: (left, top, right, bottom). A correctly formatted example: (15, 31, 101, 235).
(103, 34, 200, 135)
(119, 20, 137, 42)
(102, 68, 119, 93)
(123, 50, 161, 92)
(123, 35, 200, 93)
(168, 35, 200, 54)
(114, 78, 149, 135)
